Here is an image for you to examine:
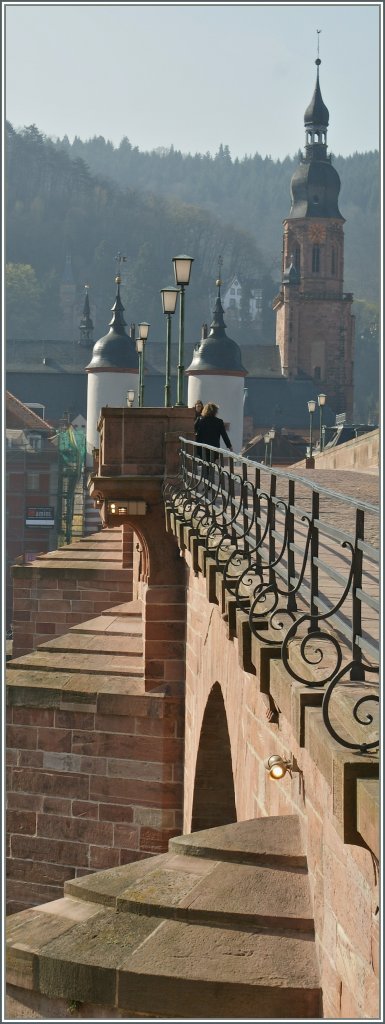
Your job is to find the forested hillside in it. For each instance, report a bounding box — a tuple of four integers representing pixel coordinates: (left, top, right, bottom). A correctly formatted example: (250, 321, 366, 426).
(5, 123, 379, 419)
(53, 135, 380, 304)
(5, 123, 270, 344)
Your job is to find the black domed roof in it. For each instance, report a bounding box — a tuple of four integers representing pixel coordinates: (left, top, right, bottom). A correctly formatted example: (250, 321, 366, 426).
(289, 159, 343, 219)
(186, 291, 247, 376)
(304, 61, 329, 126)
(85, 283, 139, 372)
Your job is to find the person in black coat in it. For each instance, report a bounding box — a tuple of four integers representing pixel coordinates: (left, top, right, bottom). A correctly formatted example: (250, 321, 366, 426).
(193, 400, 204, 437)
(195, 402, 232, 460)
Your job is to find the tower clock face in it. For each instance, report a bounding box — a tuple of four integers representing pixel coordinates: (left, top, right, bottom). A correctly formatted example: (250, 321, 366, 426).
(309, 224, 326, 243)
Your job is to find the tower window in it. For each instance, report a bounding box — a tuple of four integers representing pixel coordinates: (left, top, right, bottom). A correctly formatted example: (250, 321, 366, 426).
(294, 245, 300, 274)
(331, 247, 336, 276)
(312, 245, 320, 273)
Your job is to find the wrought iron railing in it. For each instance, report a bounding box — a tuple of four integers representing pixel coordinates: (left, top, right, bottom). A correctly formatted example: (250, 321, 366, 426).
(164, 438, 379, 753)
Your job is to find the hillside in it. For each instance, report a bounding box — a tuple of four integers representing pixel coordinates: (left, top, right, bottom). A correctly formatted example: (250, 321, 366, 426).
(5, 124, 379, 420)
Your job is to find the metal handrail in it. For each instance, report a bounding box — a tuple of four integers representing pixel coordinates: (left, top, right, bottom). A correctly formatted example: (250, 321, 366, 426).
(165, 438, 379, 753)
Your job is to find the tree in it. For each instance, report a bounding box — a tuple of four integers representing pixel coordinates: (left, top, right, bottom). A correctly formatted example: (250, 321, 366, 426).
(5, 263, 43, 338)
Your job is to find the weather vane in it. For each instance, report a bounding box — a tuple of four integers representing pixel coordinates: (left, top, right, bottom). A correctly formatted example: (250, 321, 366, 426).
(316, 29, 321, 58)
(216, 254, 223, 288)
(114, 251, 127, 284)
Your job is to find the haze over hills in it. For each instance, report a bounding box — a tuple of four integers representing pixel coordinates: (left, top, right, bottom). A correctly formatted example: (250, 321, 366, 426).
(5, 123, 379, 421)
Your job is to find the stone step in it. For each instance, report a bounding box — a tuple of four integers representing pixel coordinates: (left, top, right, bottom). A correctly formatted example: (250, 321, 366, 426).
(169, 814, 307, 868)
(38, 634, 143, 656)
(7, 816, 321, 1019)
(69, 853, 314, 934)
(70, 614, 142, 637)
(7, 651, 144, 677)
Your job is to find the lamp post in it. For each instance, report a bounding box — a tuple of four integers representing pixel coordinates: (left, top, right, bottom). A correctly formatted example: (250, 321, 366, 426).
(318, 393, 326, 452)
(127, 390, 135, 408)
(160, 286, 179, 407)
(269, 428, 276, 466)
(136, 322, 150, 407)
(264, 433, 270, 465)
(172, 254, 194, 406)
(307, 399, 316, 458)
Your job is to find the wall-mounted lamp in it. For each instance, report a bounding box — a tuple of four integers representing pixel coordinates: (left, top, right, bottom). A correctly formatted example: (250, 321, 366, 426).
(264, 754, 300, 780)
(127, 390, 135, 408)
(108, 500, 147, 516)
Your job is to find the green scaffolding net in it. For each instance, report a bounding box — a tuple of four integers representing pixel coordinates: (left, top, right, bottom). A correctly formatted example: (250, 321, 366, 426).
(57, 426, 87, 544)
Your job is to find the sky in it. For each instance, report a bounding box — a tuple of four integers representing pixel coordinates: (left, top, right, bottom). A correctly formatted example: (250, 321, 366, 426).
(4, 3, 381, 160)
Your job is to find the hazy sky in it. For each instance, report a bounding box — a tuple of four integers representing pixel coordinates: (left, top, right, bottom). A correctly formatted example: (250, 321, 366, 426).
(4, 3, 381, 160)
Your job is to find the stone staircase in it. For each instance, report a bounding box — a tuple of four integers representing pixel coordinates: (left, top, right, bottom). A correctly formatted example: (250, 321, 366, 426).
(83, 492, 102, 535)
(7, 601, 144, 683)
(6, 814, 322, 1019)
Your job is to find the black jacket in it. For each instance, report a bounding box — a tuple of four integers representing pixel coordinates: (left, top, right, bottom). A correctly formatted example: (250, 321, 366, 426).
(196, 415, 232, 450)
(194, 413, 203, 437)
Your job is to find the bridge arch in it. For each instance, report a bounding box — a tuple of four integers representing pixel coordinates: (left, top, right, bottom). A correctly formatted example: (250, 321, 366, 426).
(191, 682, 237, 832)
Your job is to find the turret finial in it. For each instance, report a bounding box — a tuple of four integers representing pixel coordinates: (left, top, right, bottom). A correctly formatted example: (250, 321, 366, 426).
(316, 28, 321, 62)
(216, 255, 223, 296)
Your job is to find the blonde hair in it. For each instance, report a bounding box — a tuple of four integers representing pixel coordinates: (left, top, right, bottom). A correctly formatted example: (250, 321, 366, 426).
(202, 402, 218, 417)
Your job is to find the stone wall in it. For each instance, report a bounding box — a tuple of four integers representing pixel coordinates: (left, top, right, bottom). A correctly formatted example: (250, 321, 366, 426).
(6, 681, 184, 916)
(292, 428, 379, 473)
(181, 544, 379, 1020)
(12, 530, 133, 659)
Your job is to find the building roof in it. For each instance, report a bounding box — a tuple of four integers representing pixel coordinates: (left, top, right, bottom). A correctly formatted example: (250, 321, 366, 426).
(186, 286, 247, 376)
(289, 159, 343, 220)
(6, 338, 90, 374)
(6, 390, 53, 431)
(85, 280, 139, 372)
(288, 58, 343, 221)
(304, 61, 329, 127)
(244, 377, 336, 430)
(242, 430, 307, 464)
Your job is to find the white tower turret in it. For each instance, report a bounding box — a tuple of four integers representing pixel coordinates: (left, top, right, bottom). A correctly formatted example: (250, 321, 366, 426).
(85, 274, 139, 464)
(186, 273, 247, 453)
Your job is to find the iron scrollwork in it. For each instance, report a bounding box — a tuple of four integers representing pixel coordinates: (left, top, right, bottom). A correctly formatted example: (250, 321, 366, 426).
(165, 438, 379, 751)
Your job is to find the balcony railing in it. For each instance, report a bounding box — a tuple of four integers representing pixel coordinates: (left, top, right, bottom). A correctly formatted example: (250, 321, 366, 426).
(164, 439, 379, 753)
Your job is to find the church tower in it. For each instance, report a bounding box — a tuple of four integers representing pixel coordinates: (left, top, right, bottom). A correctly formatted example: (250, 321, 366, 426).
(273, 56, 354, 418)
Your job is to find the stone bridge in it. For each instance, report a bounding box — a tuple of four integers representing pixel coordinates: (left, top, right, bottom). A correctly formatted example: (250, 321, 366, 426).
(6, 408, 379, 1019)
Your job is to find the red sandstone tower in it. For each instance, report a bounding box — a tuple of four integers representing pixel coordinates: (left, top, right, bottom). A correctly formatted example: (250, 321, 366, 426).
(274, 57, 354, 419)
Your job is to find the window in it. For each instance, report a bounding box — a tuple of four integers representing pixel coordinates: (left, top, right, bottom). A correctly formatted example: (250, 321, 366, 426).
(27, 472, 39, 491)
(312, 245, 320, 273)
(314, 366, 321, 381)
(29, 435, 42, 451)
(294, 245, 301, 275)
(331, 247, 336, 276)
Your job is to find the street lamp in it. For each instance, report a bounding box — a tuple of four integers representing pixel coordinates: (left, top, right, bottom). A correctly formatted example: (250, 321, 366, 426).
(264, 433, 270, 465)
(136, 322, 150, 407)
(172, 254, 194, 406)
(127, 390, 135, 408)
(268, 428, 276, 466)
(318, 393, 326, 452)
(160, 286, 179, 407)
(307, 399, 316, 458)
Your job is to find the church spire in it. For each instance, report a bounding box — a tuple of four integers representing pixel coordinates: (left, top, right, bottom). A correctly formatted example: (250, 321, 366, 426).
(303, 45, 329, 161)
(79, 285, 94, 346)
(210, 257, 227, 333)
